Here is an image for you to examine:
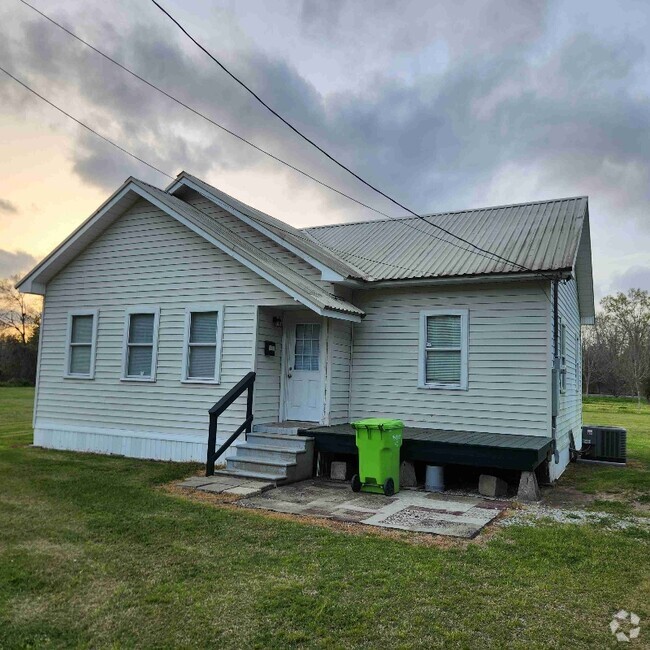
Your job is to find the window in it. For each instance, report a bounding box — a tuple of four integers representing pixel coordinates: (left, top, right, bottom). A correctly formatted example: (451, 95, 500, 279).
(182, 306, 224, 383)
(419, 310, 468, 390)
(65, 310, 98, 378)
(559, 318, 566, 393)
(293, 323, 320, 371)
(122, 308, 160, 381)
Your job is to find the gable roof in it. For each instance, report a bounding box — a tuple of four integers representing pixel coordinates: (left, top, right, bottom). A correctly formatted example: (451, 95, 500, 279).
(304, 197, 589, 281)
(167, 172, 369, 281)
(16, 178, 364, 321)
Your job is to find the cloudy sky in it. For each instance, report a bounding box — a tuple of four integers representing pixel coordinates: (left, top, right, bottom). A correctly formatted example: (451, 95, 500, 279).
(1, 0, 649, 302)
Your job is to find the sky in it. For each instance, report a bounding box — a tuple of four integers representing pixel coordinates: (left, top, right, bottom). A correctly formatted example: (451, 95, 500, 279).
(1, 0, 649, 303)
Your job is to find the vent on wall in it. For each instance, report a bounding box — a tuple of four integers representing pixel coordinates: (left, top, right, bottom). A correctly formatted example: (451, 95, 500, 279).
(581, 425, 627, 464)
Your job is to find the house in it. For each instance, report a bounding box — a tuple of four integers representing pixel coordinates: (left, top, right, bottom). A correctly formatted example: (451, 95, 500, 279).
(17, 172, 594, 485)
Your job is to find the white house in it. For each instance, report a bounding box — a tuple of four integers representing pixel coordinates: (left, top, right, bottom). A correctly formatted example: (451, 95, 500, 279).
(18, 172, 594, 483)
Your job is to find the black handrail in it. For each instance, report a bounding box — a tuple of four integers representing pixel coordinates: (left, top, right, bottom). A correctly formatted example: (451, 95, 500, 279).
(206, 371, 256, 476)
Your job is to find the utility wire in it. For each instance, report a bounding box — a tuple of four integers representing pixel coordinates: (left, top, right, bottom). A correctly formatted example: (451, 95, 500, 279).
(0, 65, 174, 180)
(151, 0, 554, 279)
(0, 62, 555, 304)
(0, 64, 424, 276)
(16, 0, 530, 274)
(16, 0, 392, 221)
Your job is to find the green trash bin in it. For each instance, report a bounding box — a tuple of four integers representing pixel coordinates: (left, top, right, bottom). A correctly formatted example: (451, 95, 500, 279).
(350, 418, 403, 496)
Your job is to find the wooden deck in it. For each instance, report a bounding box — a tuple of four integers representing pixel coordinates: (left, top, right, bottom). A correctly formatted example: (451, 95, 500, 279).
(298, 424, 552, 471)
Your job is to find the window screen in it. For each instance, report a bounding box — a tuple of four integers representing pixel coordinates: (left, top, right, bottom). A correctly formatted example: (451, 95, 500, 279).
(294, 323, 320, 371)
(425, 314, 462, 386)
(68, 314, 95, 376)
(125, 312, 155, 378)
(186, 311, 219, 379)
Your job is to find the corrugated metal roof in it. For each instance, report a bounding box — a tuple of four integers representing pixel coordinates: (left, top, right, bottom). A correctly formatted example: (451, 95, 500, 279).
(303, 197, 589, 281)
(132, 179, 363, 317)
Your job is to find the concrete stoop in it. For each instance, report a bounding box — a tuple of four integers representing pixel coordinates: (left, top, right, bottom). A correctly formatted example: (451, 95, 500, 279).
(214, 427, 314, 484)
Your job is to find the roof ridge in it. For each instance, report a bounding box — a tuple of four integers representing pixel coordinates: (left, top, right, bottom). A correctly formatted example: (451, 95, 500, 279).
(304, 195, 589, 231)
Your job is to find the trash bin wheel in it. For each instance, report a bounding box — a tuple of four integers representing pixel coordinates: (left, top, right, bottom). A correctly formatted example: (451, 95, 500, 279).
(383, 478, 395, 496)
(351, 474, 362, 492)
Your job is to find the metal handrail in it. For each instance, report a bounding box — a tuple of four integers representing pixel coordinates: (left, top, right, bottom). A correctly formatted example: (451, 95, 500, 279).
(206, 371, 256, 476)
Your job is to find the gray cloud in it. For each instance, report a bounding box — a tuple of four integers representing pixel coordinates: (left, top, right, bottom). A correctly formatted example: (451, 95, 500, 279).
(0, 250, 38, 279)
(0, 198, 18, 214)
(2, 0, 650, 241)
(608, 266, 650, 296)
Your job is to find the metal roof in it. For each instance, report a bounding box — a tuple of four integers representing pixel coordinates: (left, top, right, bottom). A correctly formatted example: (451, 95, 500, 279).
(303, 197, 589, 281)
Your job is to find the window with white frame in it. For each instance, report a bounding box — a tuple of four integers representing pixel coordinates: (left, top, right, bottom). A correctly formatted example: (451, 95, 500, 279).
(419, 309, 468, 389)
(182, 306, 223, 382)
(123, 309, 159, 380)
(65, 310, 98, 378)
(559, 318, 567, 393)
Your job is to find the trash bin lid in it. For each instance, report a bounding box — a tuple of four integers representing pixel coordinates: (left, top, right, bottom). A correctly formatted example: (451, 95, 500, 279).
(352, 418, 403, 431)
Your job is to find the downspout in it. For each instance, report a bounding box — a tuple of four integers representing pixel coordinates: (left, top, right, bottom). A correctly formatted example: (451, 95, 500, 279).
(551, 278, 560, 464)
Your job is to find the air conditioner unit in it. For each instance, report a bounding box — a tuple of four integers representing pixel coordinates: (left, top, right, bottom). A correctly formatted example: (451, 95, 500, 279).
(581, 425, 627, 464)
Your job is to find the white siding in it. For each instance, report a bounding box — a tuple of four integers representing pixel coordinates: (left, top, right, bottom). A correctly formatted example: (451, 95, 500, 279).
(35, 199, 296, 460)
(327, 319, 352, 424)
(183, 191, 333, 290)
(253, 307, 284, 423)
(555, 278, 583, 455)
(349, 282, 551, 436)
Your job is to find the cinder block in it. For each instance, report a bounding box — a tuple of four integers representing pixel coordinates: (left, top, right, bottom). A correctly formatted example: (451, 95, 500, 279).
(330, 461, 347, 481)
(517, 471, 541, 502)
(400, 460, 417, 487)
(478, 474, 508, 498)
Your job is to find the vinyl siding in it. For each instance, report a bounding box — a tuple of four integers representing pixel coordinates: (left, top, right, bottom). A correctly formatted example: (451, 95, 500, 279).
(349, 281, 551, 436)
(555, 278, 583, 452)
(183, 190, 333, 290)
(327, 319, 352, 424)
(35, 198, 296, 457)
(253, 307, 284, 423)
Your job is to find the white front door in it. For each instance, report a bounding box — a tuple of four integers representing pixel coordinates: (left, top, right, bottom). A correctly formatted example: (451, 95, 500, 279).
(283, 316, 324, 422)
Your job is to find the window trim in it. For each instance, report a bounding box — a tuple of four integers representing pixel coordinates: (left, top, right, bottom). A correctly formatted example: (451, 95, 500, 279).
(63, 309, 99, 379)
(181, 304, 224, 384)
(418, 309, 469, 390)
(121, 307, 160, 382)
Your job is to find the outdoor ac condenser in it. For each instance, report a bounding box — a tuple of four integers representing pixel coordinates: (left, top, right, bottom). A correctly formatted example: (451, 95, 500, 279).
(581, 425, 627, 464)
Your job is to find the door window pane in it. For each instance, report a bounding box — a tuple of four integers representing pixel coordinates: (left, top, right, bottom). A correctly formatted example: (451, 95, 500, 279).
(294, 323, 320, 371)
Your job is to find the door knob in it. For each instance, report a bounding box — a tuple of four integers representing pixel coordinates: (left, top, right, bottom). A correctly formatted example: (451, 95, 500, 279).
(287, 372, 293, 378)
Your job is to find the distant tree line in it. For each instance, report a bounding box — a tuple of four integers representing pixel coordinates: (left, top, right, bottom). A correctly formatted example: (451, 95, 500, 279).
(583, 288, 650, 403)
(0, 276, 41, 386)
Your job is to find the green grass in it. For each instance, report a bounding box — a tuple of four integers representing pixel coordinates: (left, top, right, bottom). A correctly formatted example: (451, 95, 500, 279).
(1, 388, 649, 649)
(561, 396, 650, 501)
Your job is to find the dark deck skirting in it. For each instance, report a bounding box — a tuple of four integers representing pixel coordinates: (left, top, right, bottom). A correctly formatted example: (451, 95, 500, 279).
(298, 424, 552, 471)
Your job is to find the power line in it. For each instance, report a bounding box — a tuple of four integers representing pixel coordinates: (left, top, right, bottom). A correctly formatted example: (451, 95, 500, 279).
(0, 65, 174, 180)
(151, 0, 553, 279)
(0, 64, 425, 276)
(16, 0, 392, 221)
(16, 0, 533, 275)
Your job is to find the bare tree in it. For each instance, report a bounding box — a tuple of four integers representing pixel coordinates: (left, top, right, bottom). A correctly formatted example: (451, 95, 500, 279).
(0, 275, 41, 344)
(601, 289, 650, 406)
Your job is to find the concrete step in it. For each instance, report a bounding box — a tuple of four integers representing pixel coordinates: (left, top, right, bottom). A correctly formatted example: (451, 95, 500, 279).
(212, 468, 285, 483)
(226, 456, 295, 478)
(246, 432, 313, 451)
(254, 423, 301, 435)
(232, 443, 303, 463)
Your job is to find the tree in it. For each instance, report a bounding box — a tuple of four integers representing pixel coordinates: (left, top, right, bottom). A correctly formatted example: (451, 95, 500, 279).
(582, 316, 611, 396)
(0, 275, 41, 344)
(600, 289, 650, 406)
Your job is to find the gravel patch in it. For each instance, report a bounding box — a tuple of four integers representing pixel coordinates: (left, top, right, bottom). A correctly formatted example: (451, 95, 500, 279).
(500, 505, 650, 531)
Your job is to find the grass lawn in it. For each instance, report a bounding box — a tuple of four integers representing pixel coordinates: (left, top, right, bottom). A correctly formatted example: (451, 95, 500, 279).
(1, 388, 649, 649)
